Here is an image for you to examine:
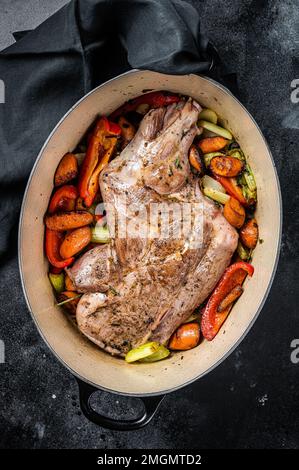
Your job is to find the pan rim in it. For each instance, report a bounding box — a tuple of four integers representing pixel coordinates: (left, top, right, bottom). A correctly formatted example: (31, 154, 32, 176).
(18, 69, 282, 397)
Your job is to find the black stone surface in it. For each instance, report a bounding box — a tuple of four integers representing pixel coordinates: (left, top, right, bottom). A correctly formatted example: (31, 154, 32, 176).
(0, 0, 298, 449)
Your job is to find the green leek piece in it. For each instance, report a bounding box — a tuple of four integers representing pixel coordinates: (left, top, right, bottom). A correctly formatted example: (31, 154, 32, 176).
(139, 345, 170, 363)
(198, 120, 233, 140)
(198, 108, 218, 124)
(48, 272, 65, 294)
(202, 174, 226, 193)
(237, 172, 247, 186)
(228, 149, 245, 161)
(203, 187, 230, 205)
(242, 185, 256, 202)
(125, 342, 160, 363)
(237, 164, 257, 204)
(91, 225, 110, 243)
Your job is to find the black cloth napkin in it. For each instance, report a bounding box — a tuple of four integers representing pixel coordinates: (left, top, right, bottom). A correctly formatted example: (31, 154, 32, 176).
(0, 0, 228, 265)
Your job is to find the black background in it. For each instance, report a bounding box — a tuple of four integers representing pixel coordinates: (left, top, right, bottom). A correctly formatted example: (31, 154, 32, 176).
(0, 0, 298, 449)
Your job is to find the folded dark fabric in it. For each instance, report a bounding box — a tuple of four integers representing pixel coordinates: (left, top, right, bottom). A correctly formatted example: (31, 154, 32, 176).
(0, 0, 218, 264)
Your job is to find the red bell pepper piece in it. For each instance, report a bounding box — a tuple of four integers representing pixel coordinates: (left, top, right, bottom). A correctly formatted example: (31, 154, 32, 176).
(214, 175, 248, 206)
(78, 117, 121, 207)
(109, 91, 180, 120)
(107, 120, 123, 135)
(201, 262, 254, 341)
(45, 228, 74, 269)
(48, 185, 78, 214)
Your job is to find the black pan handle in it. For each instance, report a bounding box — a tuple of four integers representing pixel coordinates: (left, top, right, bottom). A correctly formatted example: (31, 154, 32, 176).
(206, 41, 239, 96)
(76, 379, 165, 431)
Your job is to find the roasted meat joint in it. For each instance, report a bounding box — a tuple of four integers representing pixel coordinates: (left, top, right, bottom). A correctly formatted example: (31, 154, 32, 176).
(45, 92, 257, 362)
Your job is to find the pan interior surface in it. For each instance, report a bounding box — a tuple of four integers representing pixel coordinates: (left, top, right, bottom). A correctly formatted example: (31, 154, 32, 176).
(19, 70, 281, 395)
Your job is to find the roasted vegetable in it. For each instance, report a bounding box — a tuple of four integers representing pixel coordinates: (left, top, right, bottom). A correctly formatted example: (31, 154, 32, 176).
(65, 273, 76, 291)
(185, 312, 200, 323)
(203, 187, 230, 205)
(48, 185, 78, 214)
(217, 285, 243, 312)
(48, 272, 65, 293)
(189, 144, 204, 173)
(73, 152, 86, 166)
(60, 226, 91, 259)
(78, 117, 121, 207)
(228, 148, 245, 161)
(45, 228, 74, 268)
(240, 218, 259, 249)
(49, 265, 63, 274)
(118, 116, 136, 148)
(139, 345, 170, 362)
(203, 151, 225, 167)
(237, 241, 251, 261)
(109, 91, 180, 120)
(202, 175, 230, 205)
(169, 322, 200, 350)
(210, 156, 244, 177)
(241, 187, 256, 206)
(201, 262, 254, 341)
(243, 163, 257, 192)
(56, 291, 81, 314)
(237, 163, 257, 206)
(198, 136, 228, 154)
(213, 175, 248, 206)
(54, 153, 78, 187)
(198, 121, 233, 140)
(202, 175, 226, 193)
(135, 103, 150, 115)
(45, 211, 93, 231)
(91, 225, 110, 243)
(223, 197, 245, 228)
(125, 342, 161, 363)
(198, 108, 218, 124)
